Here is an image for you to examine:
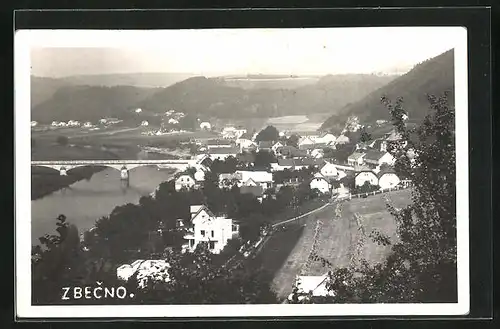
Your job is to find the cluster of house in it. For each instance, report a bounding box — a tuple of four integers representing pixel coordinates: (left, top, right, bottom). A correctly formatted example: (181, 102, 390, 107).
(193, 129, 351, 162)
(50, 120, 83, 127)
(174, 127, 410, 197)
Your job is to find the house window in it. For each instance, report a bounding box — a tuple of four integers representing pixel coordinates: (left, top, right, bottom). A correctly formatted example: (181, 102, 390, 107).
(201, 230, 205, 236)
(211, 230, 214, 238)
(209, 241, 216, 250)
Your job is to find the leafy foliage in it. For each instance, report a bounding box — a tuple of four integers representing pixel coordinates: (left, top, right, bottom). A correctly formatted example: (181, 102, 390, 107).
(255, 125, 279, 142)
(292, 93, 457, 303)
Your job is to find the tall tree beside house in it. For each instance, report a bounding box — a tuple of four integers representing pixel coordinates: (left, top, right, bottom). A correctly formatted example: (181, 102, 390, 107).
(359, 127, 372, 143)
(255, 125, 279, 142)
(290, 93, 457, 303)
(287, 134, 300, 148)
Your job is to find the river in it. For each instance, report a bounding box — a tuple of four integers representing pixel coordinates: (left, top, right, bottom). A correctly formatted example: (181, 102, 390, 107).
(31, 166, 175, 246)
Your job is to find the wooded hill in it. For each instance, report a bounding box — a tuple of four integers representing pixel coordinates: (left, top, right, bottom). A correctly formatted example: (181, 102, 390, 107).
(321, 49, 455, 130)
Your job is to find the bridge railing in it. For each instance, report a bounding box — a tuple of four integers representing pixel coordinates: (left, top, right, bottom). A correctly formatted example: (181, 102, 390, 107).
(31, 159, 194, 165)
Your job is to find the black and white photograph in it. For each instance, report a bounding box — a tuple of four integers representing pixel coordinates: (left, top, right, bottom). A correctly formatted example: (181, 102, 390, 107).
(15, 26, 469, 318)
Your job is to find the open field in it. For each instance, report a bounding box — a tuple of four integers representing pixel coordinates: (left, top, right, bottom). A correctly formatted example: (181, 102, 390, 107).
(258, 189, 412, 300)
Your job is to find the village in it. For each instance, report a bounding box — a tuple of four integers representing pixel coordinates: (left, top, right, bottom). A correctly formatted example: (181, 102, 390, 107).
(113, 118, 414, 301)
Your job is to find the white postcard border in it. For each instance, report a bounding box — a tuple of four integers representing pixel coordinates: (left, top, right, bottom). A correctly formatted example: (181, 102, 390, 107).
(15, 27, 469, 318)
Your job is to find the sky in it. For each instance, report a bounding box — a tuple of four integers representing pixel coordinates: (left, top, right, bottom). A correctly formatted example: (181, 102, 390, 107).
(27, 27, 463, 78)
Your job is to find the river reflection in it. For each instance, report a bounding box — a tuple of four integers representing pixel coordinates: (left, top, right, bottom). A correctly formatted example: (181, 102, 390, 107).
(31, 166, 174, 246)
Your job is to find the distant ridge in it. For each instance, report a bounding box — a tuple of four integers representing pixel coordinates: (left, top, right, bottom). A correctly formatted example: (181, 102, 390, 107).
(31, 73, 396, 123)
(321, 49, 455, 130)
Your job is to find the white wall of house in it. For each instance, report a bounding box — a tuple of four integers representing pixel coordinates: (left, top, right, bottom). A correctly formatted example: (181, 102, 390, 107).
(318, 133, 336, 145)
(186, 207, 237, 254)
(378, 173, 401, 189)
(175, 175, 196, 191)
(271, 141, 284, 153)
(311, 149, 324, 159)
(348, 154, 365, 166)
(236, 139, 255, 150)
(355, 172, 379, 187)
(310, 178, 330, 194)
(378, 152, 395, 166)
(298, 137, 315, 148)
(194, 170, 205, 182)
(320, 162, 339, 177)
(237, 171, 273, 190)
(208, 153, 236, 161)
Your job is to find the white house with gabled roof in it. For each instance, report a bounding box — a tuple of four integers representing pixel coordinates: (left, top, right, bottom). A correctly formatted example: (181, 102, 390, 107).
(298, 137, 315, 149)
(354, 170, 379, 187)
(319, 161, 339, 179)
(310, 173, 331, 194)
(183, 205, 239, 254)
(175, 174, 197, 191)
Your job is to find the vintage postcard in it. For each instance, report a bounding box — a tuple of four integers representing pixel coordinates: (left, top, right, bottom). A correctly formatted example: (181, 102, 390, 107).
(15, 27, 469, 318)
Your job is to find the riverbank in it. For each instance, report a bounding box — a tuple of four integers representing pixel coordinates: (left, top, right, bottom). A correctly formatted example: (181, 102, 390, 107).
(31, 166, 107, 200)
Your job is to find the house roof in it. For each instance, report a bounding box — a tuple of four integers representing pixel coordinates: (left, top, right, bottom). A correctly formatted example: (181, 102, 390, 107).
(258, 141, 274, 149)
(237, 170, 273, 183)
(219, 172, 243, 181)
(277, 158, 295, 166)
(276, 146, 308, 158)
(371, 139, 384, 150)
(240, 185, 264, 197)
(296, 158, 325, 167)
(190, 204, 215, 220)
(239, 132, 254, 140)
(206, 139, 233, 146)
(175, 173, 195, 180)
(320, 161, 336, 170)
(207, 146, 240, 155)
(296, 274, 331, 297)
(336, 135, 350, 142)
(377, 168, 397, 179)
(348, 152, 366, 161)
(300, 142, 328, 150)
(364, 150, 387, 162)
(354, 170, 378, 178)
(385, 130, 403, 141)
(236, 152, 256, 163)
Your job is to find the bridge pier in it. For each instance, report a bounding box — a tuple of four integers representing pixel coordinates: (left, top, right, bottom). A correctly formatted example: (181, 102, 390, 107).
(60, 167, 67, 176)
(120, 167, 129, 180)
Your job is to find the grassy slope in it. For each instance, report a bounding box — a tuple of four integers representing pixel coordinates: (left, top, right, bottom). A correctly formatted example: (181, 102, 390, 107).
(258, 189, 412, 300)
(321, 49, 455, 129)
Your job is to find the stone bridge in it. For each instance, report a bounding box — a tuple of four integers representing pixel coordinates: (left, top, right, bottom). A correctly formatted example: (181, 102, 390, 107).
(31, 159, 205, 180)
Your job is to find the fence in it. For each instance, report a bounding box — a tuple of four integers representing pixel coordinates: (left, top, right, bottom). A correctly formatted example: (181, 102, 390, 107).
(344, 183, 412, 200)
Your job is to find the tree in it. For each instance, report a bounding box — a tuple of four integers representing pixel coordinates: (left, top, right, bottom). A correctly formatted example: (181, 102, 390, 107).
(32, 215, 82, 304)
(287, 134, 300, 148)
(291, 93, 457, 303)
(56, 135, 69, 146)
(253, 151, 277, 170)
(359, 127, 372, 143)
(255, 125, 279, 142)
